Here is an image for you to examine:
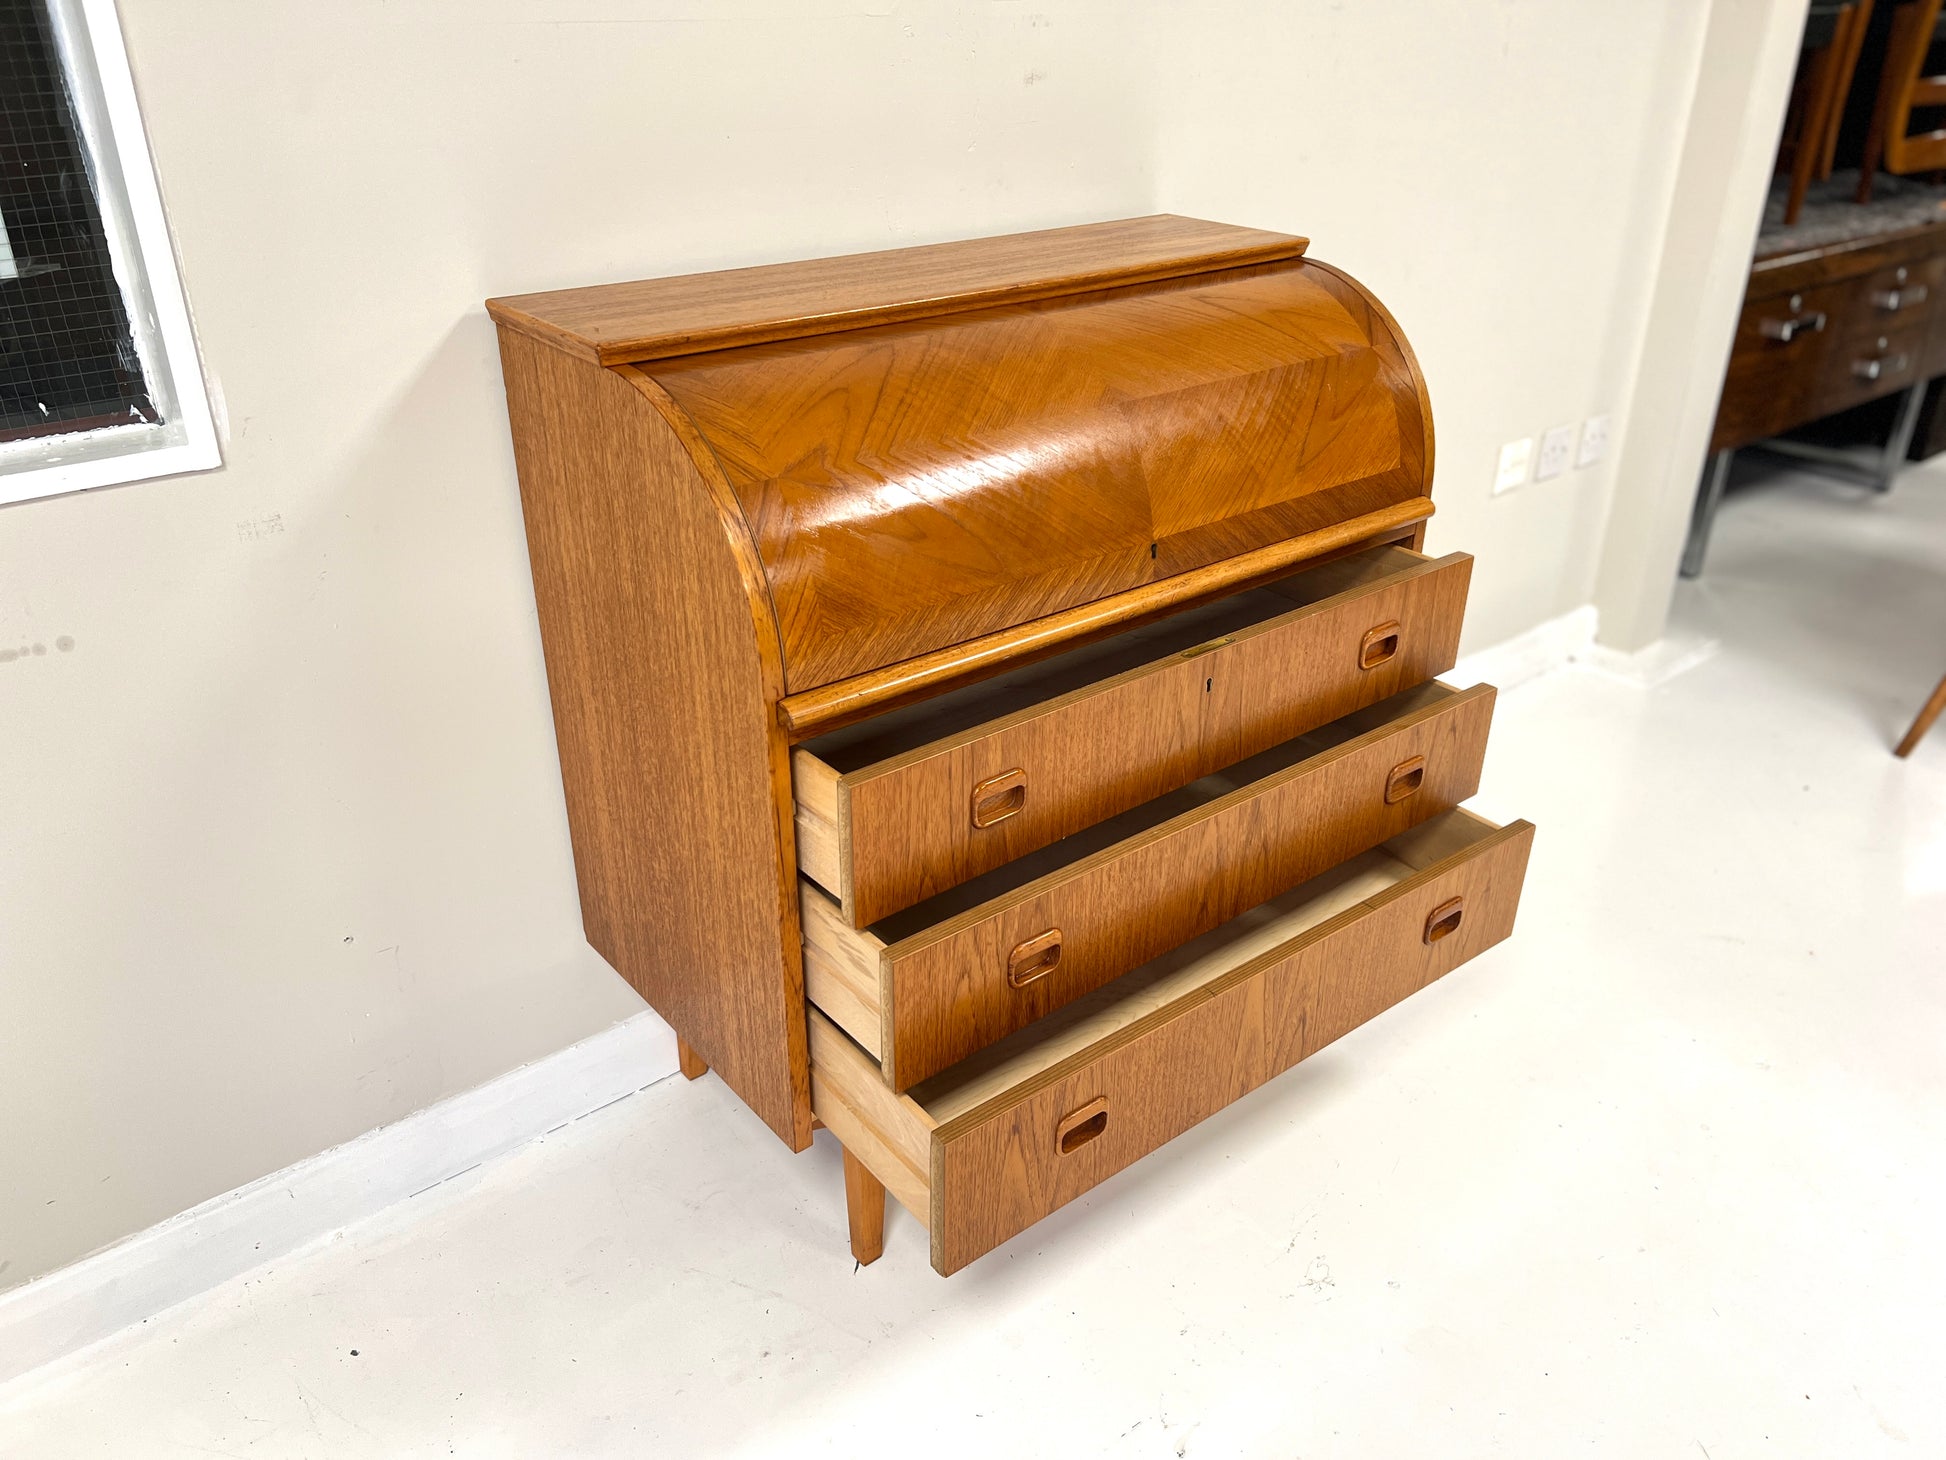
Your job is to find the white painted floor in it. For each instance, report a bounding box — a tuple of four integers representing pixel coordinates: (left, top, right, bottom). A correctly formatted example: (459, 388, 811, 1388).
(5, 458, 1946, 1458)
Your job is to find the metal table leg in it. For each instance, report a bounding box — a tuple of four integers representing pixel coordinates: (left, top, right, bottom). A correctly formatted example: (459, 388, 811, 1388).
(1748, 379, 1928, 492)
(1875, 378, 1928, 491)
(1680, 447, 1734, 579)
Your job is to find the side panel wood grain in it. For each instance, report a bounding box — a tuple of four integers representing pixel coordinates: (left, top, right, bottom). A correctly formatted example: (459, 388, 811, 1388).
(838, 552, 1472, 926)
(496, 329, 812, 1149)
(882, 685, 1496, 1088)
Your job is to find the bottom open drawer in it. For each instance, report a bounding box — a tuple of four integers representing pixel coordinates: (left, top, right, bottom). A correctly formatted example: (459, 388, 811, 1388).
(809, 807, 1535, 1275)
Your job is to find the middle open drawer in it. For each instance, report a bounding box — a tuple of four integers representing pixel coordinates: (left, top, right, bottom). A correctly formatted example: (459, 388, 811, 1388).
(802, 678, 1496, 1089)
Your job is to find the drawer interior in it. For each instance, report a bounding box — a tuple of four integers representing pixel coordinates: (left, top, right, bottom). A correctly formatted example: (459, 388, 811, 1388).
(808, 806, 1527, 1265)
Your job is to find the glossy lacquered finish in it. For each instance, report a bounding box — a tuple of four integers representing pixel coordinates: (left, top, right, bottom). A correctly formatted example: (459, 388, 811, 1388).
(794, 544, 1473, 929)
(646, 259, 1429, 692)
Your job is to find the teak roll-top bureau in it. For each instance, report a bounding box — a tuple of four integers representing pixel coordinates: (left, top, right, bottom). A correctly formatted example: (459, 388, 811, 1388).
(488, 215, 1533, 1276)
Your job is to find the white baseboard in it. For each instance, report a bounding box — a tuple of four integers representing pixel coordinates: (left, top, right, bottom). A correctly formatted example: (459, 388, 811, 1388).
(0, 1010, 676, 1388)
(1572, 628, 1721, 688)
(1448, 603, 1599, 693)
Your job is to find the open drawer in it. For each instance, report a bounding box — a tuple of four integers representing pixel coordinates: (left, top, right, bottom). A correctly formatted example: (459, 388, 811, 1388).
(810, 808, 1534, 1275)
(793, 544, 1473, 929)
(803, 679, 1496, 1089)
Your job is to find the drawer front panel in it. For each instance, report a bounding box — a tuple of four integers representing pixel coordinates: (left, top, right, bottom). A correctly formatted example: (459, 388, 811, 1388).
(884, 684, 1495, 1088)
(927, 818, 1535, 1275)
(837, 551, 1471, 928)
(1838, 255, 1946, 344)
(1712, 280, 1850, 451)
(1814, 319, 1926, 417)
(1262, 817, 1534, 1077)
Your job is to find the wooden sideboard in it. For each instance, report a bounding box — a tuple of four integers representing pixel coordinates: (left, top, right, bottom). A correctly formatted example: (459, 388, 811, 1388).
(1687, 183, 1946, 575)
(488, 217, 1533, 1274)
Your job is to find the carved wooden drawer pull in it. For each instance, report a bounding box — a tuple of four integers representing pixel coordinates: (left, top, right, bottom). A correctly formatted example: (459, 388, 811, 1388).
(1384, 754, 1426, 805)
(1424, 896, 1465, 946)
(1055, 1096, 1109, 1155)
(1007, 928, 1064, 989)
(970, 768, 1027, 828)
(1359, 619, 1402, 670)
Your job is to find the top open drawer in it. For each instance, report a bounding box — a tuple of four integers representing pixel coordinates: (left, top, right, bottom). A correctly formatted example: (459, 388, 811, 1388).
(793, 543, 1472, 927)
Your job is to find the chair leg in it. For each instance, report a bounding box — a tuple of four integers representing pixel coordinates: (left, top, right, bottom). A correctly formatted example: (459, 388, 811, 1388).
(841, 1145, 886, 1265)
(1895, 672, 1946, 757)
(677, 1036, 708, 1081)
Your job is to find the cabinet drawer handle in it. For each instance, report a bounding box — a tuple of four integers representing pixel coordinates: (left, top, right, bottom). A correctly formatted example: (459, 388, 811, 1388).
(1007, 928, 1063, 989)
(1872, 285, 1929, 311)
(1358, 620, 1403, 670)
(1055, 1096, 1109, 1155)
(1384, 755, 1426, 804)
(1424, 896, 1465, 945)
(970, 768, 1027, 828)
(1758, 311, 1825, 343)
(1853, 353, 1910, 382)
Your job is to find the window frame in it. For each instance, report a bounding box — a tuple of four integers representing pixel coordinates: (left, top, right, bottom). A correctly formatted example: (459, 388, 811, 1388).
(0, 0, 218, 508)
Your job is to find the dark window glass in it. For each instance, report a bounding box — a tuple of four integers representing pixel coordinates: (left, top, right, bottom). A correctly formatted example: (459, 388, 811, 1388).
(0, 0, 156, 443)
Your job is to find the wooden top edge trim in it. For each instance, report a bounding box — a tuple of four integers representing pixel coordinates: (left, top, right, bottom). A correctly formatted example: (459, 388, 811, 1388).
(485, 215, 1311, 365)
(778, 498, 1436, 739)
(1753, 216, 1946, 274)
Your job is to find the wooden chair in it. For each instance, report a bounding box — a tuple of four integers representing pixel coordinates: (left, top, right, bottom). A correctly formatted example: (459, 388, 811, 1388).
(1895, 670, 1946, 755)
(1857, 0, 1946, 203)
(1781, 2, 1874, 224)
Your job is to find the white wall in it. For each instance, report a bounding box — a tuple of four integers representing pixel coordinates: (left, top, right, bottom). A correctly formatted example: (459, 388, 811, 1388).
(1156, 1, 1713, 653)
(0, 0, 1734, 1293)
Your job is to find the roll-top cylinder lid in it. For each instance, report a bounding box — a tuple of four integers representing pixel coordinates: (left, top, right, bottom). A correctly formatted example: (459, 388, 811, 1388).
(489, 216, 1433, 696)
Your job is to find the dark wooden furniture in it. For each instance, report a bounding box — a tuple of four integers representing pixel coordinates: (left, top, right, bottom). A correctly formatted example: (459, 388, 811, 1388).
(1858, 0, 1946, 202)
(1686, 188, 1946, 576)
(488, 217, 1532, 1274)
(1896, 670, 1946, 754)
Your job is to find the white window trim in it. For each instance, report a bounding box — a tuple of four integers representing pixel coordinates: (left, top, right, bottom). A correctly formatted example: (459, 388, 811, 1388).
(0, 0, 219, 508)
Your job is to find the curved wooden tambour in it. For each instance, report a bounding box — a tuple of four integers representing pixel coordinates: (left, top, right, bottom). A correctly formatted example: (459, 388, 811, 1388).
(637, 257, 1432, 695)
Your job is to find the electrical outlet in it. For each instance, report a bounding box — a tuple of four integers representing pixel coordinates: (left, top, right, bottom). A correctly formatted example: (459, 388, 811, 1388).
(1536, 424, 1575, 482)
(1494, 437, 1532, 494)
(1576, 413, 1610, 468)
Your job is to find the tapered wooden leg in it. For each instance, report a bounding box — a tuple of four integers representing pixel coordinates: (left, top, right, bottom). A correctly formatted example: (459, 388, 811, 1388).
(677, 1036, 708, 1081)
(841, 1146, 886, 1265)
(1895, 672, 1946, 758)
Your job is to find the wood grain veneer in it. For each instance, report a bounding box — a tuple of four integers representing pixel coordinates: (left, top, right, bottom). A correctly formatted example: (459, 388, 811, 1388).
(496, 331, 813, 1150)
(794, 545, 1471, 927)
(804, 680, 1495, 1089)
(806, 809, 1533, 1274)
(923, 811, 1534, 1273)
(486, 214, 1309, 365)
(645, 255, 1430, 694)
